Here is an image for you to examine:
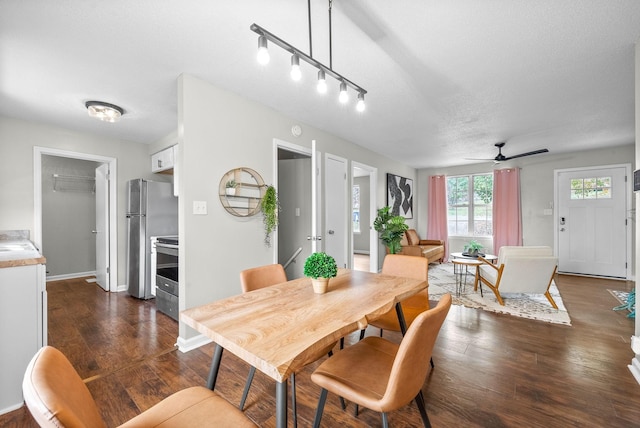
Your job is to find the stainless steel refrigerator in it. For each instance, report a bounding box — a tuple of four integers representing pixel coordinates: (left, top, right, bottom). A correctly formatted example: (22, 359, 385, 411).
(126, 179, 178, 299)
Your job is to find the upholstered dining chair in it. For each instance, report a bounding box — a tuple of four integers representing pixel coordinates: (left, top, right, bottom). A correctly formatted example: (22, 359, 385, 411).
(369, 254, 431, 336)
(23, 346, 256, 428)
(311, 293, 452, 428)
(239, 263, 336, 427)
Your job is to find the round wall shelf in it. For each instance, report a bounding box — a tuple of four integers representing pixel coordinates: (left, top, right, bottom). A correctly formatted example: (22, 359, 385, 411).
(219, 167, 266, 217)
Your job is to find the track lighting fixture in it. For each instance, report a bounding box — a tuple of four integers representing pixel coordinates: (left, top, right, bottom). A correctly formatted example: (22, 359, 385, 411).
(250, 0, 367, 112)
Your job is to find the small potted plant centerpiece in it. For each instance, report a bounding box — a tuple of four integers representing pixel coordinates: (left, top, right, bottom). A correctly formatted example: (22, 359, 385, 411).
(463, 240, 484, 257)
(225, 179, 237, 196)
(304, 252, 338, 294)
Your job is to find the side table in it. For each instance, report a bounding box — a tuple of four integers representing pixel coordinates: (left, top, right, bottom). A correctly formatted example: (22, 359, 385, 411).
(451, 258, 483, 297)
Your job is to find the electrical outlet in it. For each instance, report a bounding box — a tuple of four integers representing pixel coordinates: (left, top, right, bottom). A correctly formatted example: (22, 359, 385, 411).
(193, 201, 207, 215)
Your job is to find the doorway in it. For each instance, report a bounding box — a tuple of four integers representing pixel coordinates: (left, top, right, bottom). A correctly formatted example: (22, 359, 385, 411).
(555, 164, 631, 278)
(34, 147, 118, 292)
(352, 162, 378, 272)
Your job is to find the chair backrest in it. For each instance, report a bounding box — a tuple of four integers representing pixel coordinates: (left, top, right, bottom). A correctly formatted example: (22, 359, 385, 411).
(22, 346, 107, 428)
(380, 294, 452, 410)
(405, 229, 421, 246)
(239, 263, 287, 293)
(496, 246, 557, 294)
(381, 254, 429, 308)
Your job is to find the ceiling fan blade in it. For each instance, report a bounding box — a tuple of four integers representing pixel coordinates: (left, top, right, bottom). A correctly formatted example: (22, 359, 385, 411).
(503, 148, 549, 160)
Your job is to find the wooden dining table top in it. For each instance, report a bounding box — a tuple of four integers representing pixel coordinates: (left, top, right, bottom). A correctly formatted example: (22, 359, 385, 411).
(180, 268, 427, 382)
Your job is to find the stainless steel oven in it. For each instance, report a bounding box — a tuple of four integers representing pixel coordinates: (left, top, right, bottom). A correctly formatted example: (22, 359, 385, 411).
(154, 236, 178, 321)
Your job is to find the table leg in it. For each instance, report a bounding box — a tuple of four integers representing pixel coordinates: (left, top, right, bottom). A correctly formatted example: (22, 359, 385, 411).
(395, 302, 408, 335)
(276, 379, 288, 428)
(206, 344, 224, 390)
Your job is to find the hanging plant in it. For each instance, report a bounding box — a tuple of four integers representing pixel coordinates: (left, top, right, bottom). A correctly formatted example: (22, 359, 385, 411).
(261, 185, 279, 246)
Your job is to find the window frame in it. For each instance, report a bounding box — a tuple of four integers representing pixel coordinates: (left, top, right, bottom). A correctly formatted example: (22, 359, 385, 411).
(446, 173, 493, 237)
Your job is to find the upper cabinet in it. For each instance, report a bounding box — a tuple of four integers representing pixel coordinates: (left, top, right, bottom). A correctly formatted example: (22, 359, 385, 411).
(151, 145, 176, 173)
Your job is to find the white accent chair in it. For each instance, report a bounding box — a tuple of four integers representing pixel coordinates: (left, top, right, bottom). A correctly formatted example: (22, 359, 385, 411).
(477, 246, 559, 308)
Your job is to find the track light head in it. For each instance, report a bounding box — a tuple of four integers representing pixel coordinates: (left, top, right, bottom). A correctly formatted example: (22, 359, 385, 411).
(339, 81, 348, 104)
(356, 92, 365, 112)
(290, 54, 301, 81)
(317, 70, 327, 94)
(257, 35, 270, 65)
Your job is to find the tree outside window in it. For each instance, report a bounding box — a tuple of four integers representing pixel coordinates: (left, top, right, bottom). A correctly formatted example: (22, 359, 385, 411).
(447, 174, 493, 236)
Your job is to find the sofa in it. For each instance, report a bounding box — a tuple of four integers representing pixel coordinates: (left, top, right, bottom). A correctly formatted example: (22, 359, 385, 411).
(390, 229, 445, 263)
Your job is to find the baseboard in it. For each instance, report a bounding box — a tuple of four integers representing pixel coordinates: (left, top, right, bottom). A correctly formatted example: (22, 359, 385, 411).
(0, 401, 25, 416)
(46, 271, 96, 281)
(629, 357, 640, 385)
(177, 334, 213, 353)
(354, 251, 370, 255)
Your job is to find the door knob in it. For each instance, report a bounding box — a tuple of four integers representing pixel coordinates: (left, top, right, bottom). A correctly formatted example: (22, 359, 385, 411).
(328, 230, 335, 234)
(560, 228, 565, 232)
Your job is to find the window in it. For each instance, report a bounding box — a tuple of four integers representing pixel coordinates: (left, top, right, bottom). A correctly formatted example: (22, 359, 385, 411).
(447, 174, 493, 236)
(570, 177, 611, 199)
(352, 184, 361, 233)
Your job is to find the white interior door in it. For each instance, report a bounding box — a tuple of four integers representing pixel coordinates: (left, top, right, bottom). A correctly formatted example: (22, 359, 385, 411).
(557, 165, 629, 278)
(325, 154, 347, 268)
(95, 164, 109, 290)
(311, 140, 321, 253)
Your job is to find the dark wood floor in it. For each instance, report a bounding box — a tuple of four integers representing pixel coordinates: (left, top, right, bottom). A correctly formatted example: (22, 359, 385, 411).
(2, 272, 638, 427)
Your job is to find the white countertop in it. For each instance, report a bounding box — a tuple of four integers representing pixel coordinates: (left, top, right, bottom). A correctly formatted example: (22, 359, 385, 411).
(0, 239, 45, 266)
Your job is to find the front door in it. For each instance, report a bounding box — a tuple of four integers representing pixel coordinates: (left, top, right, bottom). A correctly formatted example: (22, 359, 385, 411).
(557, 165, 629, 278)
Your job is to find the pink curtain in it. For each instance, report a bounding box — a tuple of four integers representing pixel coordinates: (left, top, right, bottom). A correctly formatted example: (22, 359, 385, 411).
(427, 175, 449, 262)
(493, 168, 522, 254)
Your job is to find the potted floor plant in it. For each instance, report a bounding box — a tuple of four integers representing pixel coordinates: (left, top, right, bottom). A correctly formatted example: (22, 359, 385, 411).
(373, 206, 408, 254)
(304, 252, 338, 294)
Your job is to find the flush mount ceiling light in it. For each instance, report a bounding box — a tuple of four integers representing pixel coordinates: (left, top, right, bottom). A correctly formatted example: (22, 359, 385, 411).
(85, 101, 124, 123)
(251, 0, 366, 112)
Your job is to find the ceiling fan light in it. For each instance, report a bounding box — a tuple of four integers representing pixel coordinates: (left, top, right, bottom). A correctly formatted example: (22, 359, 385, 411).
(339, 81, 348, 104)
(257, 35, 270, 65)
(85, 101, 123, 123)
(317, 69, 327, 94)
(356, 92, 365, 112)
(290, 54, 302, 81)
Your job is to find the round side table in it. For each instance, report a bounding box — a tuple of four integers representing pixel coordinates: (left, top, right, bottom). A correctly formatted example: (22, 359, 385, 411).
(451, 258, 483, 297)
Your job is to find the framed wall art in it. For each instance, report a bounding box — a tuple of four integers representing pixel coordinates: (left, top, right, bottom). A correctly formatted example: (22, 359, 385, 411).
(387, 173, 413, 218)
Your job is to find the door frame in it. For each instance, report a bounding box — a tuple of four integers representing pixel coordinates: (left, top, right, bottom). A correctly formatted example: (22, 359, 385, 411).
(351, 161, 379, 273)
(33, 146, 118, 292)
(553, 163, 632, 279)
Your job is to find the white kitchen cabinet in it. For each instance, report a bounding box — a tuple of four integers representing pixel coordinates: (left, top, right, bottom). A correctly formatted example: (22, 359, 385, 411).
(151, 145, 176, 173)
(0, 262, 46, 414)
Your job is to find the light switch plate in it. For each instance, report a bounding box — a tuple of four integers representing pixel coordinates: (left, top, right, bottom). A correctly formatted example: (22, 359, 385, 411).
(193, 201, 207, 215)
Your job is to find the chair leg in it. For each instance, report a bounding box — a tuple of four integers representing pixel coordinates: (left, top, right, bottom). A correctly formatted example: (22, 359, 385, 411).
(239, 366, 256, 410)
(291, 373, 297, 428)
(359, 329, 366, 340)
(313, 388, 328, 428)
(415, 391, 432, 428)
(339, 397, 346, 410)
(430, 357, 434, 369)
(382, 412, 389, 428)
(379, 328, 384, 337)
(354, 404, 359, 417)
(340, 337, 344, 349)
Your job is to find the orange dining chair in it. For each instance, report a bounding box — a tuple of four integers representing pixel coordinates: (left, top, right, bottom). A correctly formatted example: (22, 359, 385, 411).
(311, 294, 452, 428)
(239, 263, 336, 427)
(23, 346, 256, 428)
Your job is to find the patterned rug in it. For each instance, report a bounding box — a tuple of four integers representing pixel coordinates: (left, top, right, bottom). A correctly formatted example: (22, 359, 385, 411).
(428, 262, 572, 325)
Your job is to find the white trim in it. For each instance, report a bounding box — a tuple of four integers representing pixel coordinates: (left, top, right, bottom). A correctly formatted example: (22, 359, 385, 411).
(34, 146, 118, 293)
(553, 163, 632, 280)
(0, 401, 26, 417)
(46, 271, 96, 281)
(177, 333, 213, 353)
(629, 357, 640, 385)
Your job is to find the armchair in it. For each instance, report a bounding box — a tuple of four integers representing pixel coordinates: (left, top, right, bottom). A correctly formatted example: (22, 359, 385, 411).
(477, 246, 559, 308)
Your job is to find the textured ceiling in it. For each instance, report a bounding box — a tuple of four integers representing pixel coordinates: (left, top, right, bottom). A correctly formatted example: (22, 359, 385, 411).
(1, 1, 639, 168)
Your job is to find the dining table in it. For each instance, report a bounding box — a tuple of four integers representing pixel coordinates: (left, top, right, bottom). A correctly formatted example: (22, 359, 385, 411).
(180, 268, 428, 428)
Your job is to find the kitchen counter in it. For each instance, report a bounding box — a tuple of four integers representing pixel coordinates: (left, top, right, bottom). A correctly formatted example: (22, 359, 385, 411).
(0, 240, 46, 268)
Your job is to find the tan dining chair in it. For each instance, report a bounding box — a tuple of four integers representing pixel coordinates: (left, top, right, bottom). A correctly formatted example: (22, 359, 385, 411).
(311, 293, 452, 428)
(23, 346, 256, 428)
(239, 263, 336, 427)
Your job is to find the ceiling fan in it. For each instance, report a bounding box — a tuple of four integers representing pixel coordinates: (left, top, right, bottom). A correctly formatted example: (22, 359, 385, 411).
(469, 142, 549, 163)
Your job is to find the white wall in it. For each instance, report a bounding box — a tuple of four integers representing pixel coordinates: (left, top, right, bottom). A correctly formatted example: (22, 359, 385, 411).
(0, 116, 163, 286)
(418, 144, 634, 256)
(177, 74, 415, 340)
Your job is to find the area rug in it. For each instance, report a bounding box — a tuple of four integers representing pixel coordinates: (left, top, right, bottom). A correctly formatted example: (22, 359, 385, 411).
(608, 289, 629, 306)
(428, 262, 572, 325)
